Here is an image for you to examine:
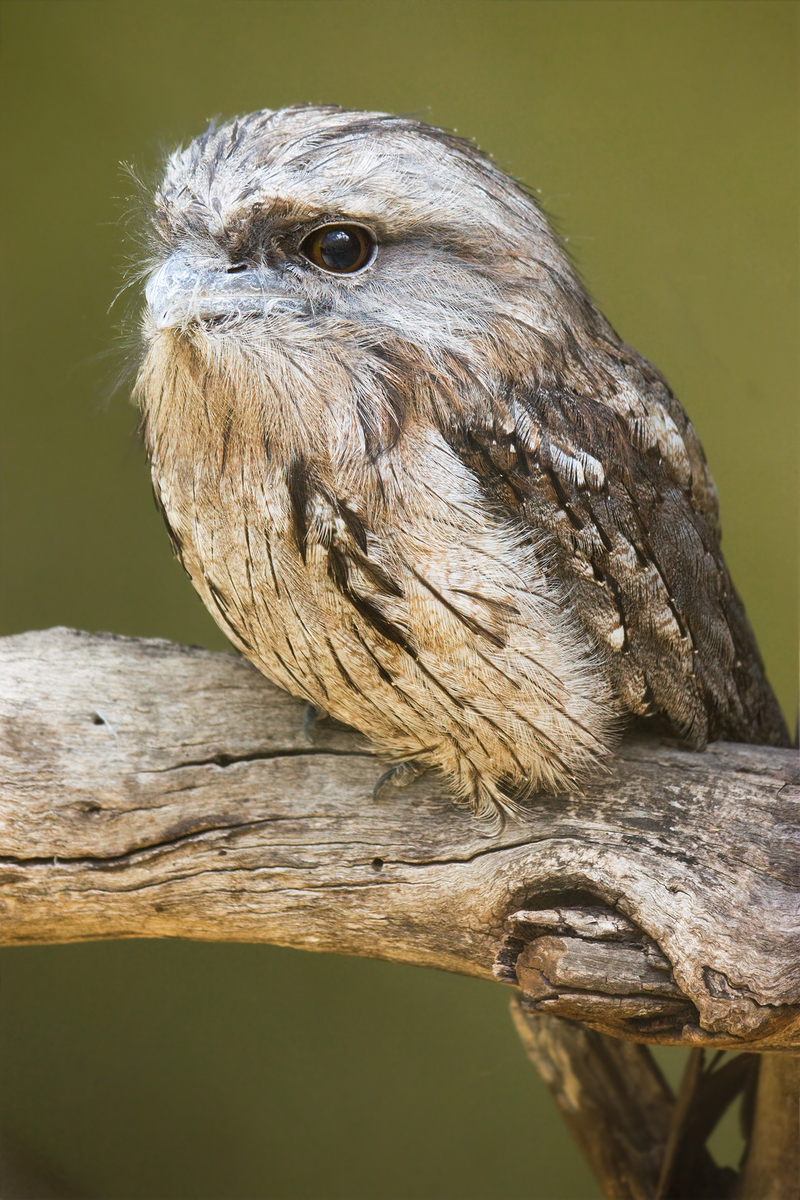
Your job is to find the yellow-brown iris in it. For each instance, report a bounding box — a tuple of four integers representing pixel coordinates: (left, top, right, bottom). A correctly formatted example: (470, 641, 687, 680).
(300, 224, 375, 274)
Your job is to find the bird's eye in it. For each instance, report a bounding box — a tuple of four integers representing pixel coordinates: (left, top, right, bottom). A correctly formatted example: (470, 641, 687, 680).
(300, 224, 376, 274)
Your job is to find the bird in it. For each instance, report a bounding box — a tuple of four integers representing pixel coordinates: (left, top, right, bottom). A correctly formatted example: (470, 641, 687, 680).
(135, 105, 789, 818)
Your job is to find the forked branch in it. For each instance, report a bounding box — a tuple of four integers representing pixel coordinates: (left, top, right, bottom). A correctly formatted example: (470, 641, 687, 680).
(1, 627, 798, 1053)
(1, 628, 798, 1198)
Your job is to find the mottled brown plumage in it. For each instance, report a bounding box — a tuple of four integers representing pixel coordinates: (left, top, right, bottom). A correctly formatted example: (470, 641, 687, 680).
(135, 105, 788, 817)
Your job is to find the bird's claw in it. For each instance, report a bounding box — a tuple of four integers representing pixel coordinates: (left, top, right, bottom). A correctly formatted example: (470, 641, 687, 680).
(373, 760, 425, 802)
(302, 702, 322, 743)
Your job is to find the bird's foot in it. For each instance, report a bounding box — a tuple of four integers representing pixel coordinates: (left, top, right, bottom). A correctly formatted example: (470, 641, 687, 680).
(302, 702, 324, 743)
(302, 703, 356, 743)
(373, 760, 426, 801)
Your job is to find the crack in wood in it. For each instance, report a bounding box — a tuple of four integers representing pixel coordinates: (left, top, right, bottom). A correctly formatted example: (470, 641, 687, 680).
(152, 747, 368, 771)
(1, 628, 798, 1055)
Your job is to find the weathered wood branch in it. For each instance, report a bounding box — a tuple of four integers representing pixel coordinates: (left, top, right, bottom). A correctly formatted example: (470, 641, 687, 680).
(511, 1003, 675, 1199)
(511, 1006, 799, 1200)
(1, 627, 798, 1055)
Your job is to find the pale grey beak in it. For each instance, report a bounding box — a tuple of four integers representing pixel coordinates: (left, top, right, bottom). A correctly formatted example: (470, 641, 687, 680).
(145, 251, 280, 329)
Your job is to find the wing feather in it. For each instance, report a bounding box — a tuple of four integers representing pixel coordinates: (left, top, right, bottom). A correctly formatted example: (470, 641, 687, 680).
(445, 380, 788, 747)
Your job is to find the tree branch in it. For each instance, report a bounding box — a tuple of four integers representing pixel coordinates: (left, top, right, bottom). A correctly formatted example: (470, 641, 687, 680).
(735, 1054, 800, 1199)
(1, 627, 798, 1054)
(510, 1003, 674, 1200)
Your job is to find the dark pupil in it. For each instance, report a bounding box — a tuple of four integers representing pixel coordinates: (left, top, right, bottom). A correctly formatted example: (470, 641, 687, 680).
(318, 229, 361, 271)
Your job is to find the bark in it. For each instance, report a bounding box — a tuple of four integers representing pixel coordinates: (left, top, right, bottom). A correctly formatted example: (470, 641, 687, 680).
(1, 627, 798, 1053)
(510, 1003, 674, 1200)
(735, 1054, 800, 1200)
(1, 627, 799, 1198)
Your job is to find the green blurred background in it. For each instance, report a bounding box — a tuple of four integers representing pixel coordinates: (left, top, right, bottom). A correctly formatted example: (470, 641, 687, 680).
(0, 2, 796, 1197)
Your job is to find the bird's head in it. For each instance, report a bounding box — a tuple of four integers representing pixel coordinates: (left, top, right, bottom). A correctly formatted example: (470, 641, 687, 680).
(136, 105, 617, 469)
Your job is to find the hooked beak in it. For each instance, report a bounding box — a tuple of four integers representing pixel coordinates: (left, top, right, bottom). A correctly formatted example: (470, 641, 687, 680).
(145, 251, 279, 330)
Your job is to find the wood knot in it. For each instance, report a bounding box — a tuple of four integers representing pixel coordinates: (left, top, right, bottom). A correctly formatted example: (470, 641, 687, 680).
(494, 902, 696, 1041)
